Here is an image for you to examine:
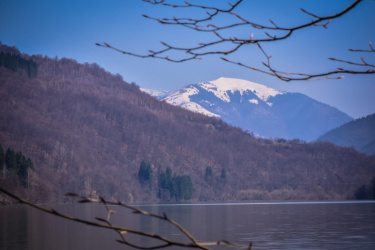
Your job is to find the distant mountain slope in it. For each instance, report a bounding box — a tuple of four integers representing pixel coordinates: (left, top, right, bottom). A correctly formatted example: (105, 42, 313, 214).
(318, 113, 375, 156)
(144, 77, 352, 141)
(1, 44, 374, 203)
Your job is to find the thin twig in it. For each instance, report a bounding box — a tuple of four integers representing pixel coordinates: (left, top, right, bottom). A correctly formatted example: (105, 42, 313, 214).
(96, 0, 373, 81)
(222, 42, 374, 81)
(0, 188, 251, 249)
(97, 0, 362, 64)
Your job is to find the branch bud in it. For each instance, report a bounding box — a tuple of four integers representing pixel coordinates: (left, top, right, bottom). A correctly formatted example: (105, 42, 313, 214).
(369, 41, 374, 51)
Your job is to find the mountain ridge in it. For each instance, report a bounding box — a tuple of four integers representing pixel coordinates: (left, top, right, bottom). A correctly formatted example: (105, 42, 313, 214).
(318, 113, 375, 156)
(143, 77, 353, 141)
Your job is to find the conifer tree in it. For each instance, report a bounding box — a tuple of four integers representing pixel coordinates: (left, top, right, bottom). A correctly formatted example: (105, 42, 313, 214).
(204, 166, 214, 185)
(165, 167, 172, 190)
(5, 148, 16, 170)
(221, 168, 227, 183)
(369, 177, 375, 199)
(157, 167, 194, 201)
(0, 144, 4, 178)
(138, 161, 152, 187)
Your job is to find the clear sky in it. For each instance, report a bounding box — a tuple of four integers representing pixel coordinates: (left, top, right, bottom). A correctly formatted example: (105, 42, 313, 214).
(1, 0, 374, 119)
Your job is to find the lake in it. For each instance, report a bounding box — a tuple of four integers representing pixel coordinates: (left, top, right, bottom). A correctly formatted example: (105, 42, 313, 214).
(1, 201, 375, 249)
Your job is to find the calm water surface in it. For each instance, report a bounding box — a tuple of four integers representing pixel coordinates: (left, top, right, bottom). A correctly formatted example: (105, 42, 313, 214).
(1, 201, 374, 249)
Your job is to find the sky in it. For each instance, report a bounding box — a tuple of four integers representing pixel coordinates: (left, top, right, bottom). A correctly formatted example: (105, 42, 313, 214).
(1, 0, 374, 119)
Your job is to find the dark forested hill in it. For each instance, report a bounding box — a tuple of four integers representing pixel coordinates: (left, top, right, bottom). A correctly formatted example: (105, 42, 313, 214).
(1, 44, 374, 203)
(318, 113, 375, 156)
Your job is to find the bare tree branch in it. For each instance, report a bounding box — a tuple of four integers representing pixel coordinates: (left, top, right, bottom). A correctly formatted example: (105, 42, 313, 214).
(95, 0, 375, 81)
(222, 42, 375, 81)
(0, 188, 252, 249)
(349, 41, 375, 53)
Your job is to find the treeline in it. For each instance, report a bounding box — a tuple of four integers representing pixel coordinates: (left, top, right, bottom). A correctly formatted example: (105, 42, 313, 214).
(158, 167, 193, 201)
(138, 161, 193, 201)
(136, 163, 228, 201)
(0, 51, 37, 77)
(0, 143, 34, 188)
(354, 177, 375, 200)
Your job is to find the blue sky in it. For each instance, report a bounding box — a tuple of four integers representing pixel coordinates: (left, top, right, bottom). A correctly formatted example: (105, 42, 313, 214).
(1, 0, 374, 119)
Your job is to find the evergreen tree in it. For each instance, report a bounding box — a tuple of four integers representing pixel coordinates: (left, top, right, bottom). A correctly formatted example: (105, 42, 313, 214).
(0, 144, 5, 179)
(369, 177, 375, 199)
(221, 168, 227, 183)
(5, 148, 16, 170)
(26, 157, 34, 171)
(2, 146, 34, 187)
(158, 168, 167, 189)
(138, 161, 152, 187)
(0, 52, 37, 77)
(157, 167, 194, 201)
(0, 144, 4, 171)
(179, 175, 193, 200)
(15, 151, 24, 172)
(204, 166, 214, 185)
(27, 60, 38, 77)
(16, 153, 28, 187)
(171, 175, 194, 201)
(165, 167, 172, 190)
(354, 185, 369, 200)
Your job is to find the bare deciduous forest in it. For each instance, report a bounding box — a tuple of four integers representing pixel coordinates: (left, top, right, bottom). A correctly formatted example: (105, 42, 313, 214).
(1, 44, 374, 204)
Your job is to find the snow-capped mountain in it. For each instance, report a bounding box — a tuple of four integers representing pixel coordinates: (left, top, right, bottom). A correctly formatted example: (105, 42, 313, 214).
(141, 89, 171, 100)
(142, 77, 353, 141)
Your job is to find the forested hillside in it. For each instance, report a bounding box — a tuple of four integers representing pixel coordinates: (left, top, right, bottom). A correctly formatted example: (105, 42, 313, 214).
(318, 113, 375, 156)
(1, 44, 374, 203)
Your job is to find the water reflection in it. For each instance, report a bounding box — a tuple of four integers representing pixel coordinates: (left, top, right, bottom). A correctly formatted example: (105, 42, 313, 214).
(0, 205, 29, 250)
(1, 201, 374, 249)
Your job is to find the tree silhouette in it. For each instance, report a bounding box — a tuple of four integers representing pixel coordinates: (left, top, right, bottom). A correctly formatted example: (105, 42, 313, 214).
(97, 0, 374, 81)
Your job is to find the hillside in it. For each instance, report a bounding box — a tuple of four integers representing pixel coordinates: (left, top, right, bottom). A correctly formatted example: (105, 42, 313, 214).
(0, 44, 374, 203)
(143, 77, 352, 141)
(318, 113, 375, 156)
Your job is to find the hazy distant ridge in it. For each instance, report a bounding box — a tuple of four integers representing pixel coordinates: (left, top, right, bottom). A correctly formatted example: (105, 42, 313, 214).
(318, 113, 375, 156)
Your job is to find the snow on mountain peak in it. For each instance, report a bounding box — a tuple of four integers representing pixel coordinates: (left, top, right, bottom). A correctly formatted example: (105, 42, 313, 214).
(142, 77, 283, 118)
(140, 77, 352, 141)
(198, 77, 283, 103)
(163, 85, 199, 106)
(141, 88, 170, 99)
(163, 85, 220, 118)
